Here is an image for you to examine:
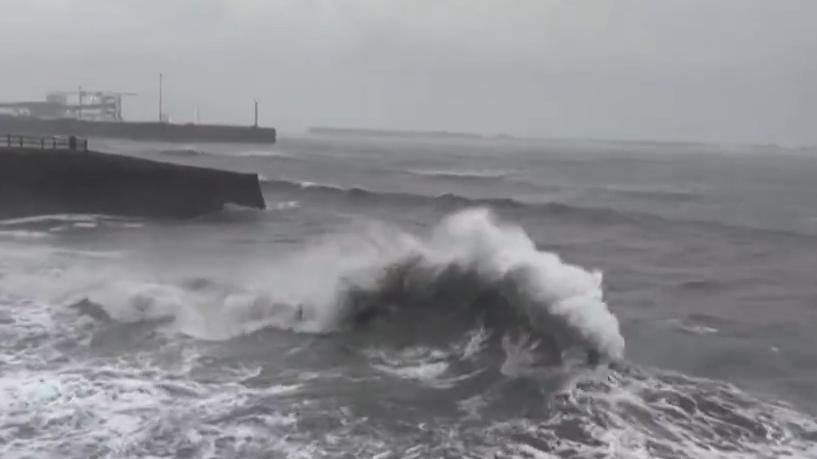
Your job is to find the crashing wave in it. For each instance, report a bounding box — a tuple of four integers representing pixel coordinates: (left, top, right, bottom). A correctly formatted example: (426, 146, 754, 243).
(72, 209, 624, 365)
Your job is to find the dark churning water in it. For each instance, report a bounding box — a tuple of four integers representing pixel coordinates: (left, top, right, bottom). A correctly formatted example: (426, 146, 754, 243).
(1, 135, 816, 458)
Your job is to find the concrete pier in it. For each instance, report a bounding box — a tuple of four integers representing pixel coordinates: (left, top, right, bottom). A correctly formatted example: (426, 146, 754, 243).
(0, 115, 277, 144)
(0, 146, 266, 219)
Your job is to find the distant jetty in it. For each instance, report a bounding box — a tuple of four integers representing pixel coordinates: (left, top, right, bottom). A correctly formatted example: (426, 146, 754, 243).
(0, 115, 276, 144)
(309, 126, 484, 141)
(0, 136, 266, 219)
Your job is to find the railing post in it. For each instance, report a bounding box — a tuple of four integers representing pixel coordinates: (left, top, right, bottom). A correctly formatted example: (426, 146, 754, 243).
(19, 136, 23, 148)
(52, 137, 57, 149)
(6, 134, 9, 147)
(41, 138, 45, 149)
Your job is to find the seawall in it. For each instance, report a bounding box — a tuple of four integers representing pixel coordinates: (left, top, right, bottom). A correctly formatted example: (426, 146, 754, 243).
(0, 147, 266, 219)
(0, 115, 276, 144)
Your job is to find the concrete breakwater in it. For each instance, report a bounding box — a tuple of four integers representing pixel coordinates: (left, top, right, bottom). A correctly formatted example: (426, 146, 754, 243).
(0, 147, 266, 219)
(0, 115, 276, 144)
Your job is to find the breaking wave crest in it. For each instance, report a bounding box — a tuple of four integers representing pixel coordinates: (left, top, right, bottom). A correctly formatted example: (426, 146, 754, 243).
(403, 168, 518, 181)
(64, 209, 625, 364)
(158, 147, 295, 160)
(264, 177, 525, 209)
(159, 147, 206, 157)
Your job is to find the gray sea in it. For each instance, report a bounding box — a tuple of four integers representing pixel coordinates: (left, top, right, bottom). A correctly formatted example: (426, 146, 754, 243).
(1, 135, 816, 458)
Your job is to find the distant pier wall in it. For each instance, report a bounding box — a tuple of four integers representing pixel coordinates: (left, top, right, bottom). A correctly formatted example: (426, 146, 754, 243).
(0, 145, 266, 219)
(0, 115, 276, 144)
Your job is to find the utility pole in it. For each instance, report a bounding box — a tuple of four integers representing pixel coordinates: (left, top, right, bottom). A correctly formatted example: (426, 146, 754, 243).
(158, 72, 163, 123)
(253, 99, 259, 128)
(78, 85, 83, 120)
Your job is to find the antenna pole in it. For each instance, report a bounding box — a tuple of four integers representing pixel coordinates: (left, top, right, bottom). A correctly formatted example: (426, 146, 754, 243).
(78, 85, 83, 120)
(158, 72, 163, 123)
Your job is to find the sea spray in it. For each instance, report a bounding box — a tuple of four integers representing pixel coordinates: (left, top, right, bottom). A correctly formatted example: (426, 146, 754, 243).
(417, 208, 624, 360)
(3, 208, 624, 360)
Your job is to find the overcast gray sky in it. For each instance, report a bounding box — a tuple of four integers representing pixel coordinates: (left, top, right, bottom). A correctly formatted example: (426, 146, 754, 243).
(1, 1, 815, 145)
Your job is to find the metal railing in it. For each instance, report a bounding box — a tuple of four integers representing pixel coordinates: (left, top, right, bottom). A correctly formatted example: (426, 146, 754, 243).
(3, 134, 89, 151)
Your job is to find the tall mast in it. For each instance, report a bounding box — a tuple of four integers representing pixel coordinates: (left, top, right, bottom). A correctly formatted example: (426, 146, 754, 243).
(158, 72, 163, 122)
(78, 85, 83, 120)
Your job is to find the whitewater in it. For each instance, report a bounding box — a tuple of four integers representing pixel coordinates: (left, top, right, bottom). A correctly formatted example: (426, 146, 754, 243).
(1, 135, 816, 458)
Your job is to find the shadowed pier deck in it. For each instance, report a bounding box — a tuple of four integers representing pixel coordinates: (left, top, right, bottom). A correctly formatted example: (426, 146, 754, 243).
(0, 136, 266, 219)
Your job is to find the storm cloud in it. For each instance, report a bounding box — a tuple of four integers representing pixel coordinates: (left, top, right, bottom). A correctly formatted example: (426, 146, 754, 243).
(1, 1, 815, 144)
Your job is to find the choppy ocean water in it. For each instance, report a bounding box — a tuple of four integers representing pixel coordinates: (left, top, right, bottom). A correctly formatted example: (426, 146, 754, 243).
(1, 136, 816, 458)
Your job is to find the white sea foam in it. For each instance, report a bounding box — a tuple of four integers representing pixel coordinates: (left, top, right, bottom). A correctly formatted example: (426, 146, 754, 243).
(0, 230, 54, 240)
(1, 287, 815, 458)
(0, 214, 102, 226)
(274, 201, 300, 210)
